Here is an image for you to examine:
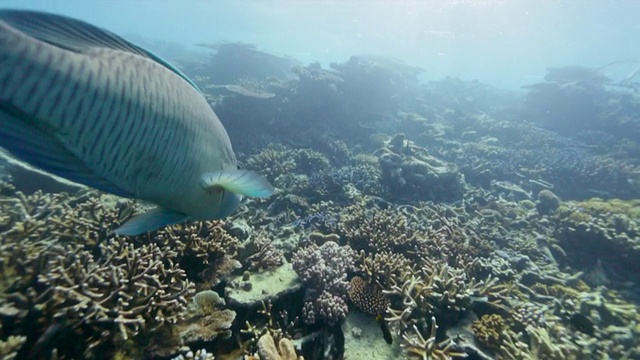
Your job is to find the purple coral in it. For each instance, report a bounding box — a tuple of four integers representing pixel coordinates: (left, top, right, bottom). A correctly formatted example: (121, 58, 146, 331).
(292, 241, 354, 325)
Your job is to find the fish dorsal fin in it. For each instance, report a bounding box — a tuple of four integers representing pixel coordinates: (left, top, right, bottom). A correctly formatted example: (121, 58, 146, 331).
(201, 169, 274, 198)
(0, 9, 201, 92)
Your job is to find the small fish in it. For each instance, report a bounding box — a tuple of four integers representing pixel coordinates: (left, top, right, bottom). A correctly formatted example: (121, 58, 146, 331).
(0, 10, 273, 235)
(569, 313, 595, 336)
(376, 313, 393, 345)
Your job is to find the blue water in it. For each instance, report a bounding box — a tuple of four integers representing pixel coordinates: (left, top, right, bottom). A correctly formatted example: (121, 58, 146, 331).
(4, 0, 640, 89)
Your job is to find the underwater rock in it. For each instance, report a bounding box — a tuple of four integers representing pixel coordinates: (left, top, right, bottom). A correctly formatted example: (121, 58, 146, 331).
(226, 262, 301, 307)
(226, 218, 253, 240)
(375, 133, 464, 203)
(198, 42, 299, 83)
(536, 189, 561, 215)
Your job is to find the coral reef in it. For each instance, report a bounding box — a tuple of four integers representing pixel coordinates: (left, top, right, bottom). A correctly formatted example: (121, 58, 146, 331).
(552, 198, 640, 282)
(292, 241, 355, 325)
(375, 133, 464, 202)
(471, 314, 505, 350)
(2, 40, 640, 360)
(149, 220, 241, 290)
(145, 289, 235, 358)
(2, 236, 194, 358)
(256, 333, 301, 360)
(400, 317, 467, 359)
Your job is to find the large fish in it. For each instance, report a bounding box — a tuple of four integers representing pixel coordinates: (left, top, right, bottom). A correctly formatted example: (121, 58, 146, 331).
(0, 10, 274, 235)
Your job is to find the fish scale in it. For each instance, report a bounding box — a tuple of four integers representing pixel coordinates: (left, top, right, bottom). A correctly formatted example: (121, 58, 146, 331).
(0, 19, 204, 197)
(0, 9, 273, 235)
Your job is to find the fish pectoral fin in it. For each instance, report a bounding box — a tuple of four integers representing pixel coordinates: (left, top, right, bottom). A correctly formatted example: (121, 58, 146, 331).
(200, 169, 274, 198)
(0, 101, 134, 198)
(0, 9, 201, 92)
(112, 208, 188, 236)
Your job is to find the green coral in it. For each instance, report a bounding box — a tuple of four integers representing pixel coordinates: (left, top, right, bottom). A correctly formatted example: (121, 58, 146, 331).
(472, 314, 505, 350)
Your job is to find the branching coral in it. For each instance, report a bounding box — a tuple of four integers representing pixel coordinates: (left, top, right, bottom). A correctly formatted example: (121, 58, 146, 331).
(241, 300, 302, 360)
(243, 236, 284, 271)
(2, 237, 194, 358)
(356, 250, 412, 288)
(149, 220, 241, 289)
(337, 202, 428, 255)
(256, 332, 301, 360)
(244, 143, 298, 183)
(0, 323, 25, 360)
(387, 261, 510, 324)
(1, 190, 136, 246)
(401, 316, 467, 359)
(292, 241, 354, 325)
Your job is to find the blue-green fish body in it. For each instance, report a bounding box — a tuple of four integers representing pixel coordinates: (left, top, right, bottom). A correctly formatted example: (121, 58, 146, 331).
(0, 10, 273, 235)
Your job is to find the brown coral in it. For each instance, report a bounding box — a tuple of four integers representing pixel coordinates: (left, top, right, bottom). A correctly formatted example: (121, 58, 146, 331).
(256, 333, 302, 360)
(2, 237, 194, 358)
(472, 314, 505, 350)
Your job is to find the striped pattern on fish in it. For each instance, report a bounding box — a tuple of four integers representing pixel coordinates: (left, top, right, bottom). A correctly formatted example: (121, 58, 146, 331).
(0, 10, 273, 235)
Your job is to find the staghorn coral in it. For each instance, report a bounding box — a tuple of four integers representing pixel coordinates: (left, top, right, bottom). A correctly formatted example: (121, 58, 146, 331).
(292, 241, 354, 325)
(0, 330, 25, 360)
(337, 202, 428, 255)
(498, 325, 580, 360)
(2, 237, 194, 359)
(388, 261, 510, 325)
(149, 220, 241, 289)
(244, 143, 297, 184)
(243, 236, 284, 272)
(356, 250, 412, 289)
(401, 316, 467, 360)
(0, 190, 135, 246)
(553, 198, 640, 283)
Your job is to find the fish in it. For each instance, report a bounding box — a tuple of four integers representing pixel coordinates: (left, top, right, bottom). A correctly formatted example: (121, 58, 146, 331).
(0, 10, 274, 235)
(376, 313, 393, 345)
(569, 313, 595, 336)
